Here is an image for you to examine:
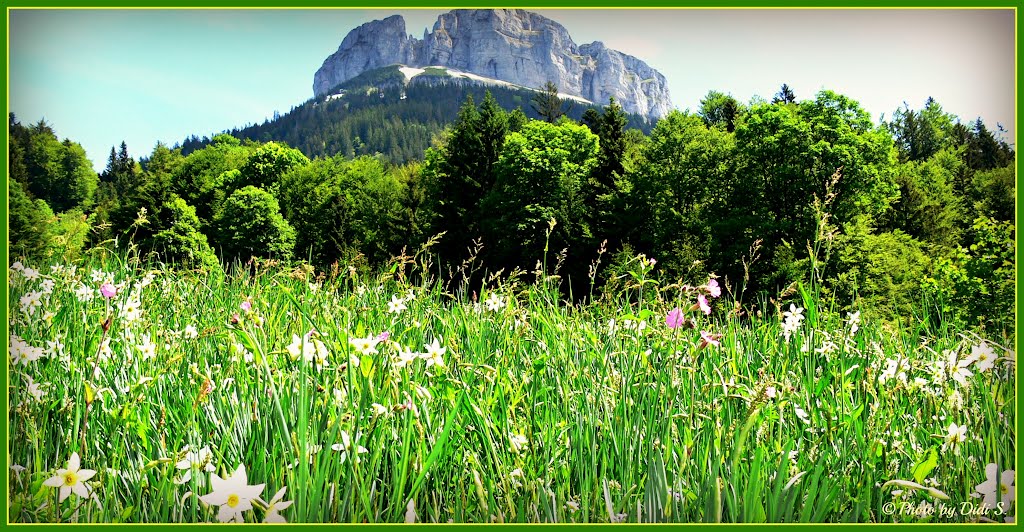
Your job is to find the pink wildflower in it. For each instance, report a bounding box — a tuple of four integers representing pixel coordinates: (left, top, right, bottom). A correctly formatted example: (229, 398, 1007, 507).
(240, 300, 252, 312)
(697, 294, 711, 315)
(699, 330, 722, 349)
(707, 279, 721, 298)
(666, 308, 684, 329)
(100, 283, 117, 299)
(376, 331, 390, 342)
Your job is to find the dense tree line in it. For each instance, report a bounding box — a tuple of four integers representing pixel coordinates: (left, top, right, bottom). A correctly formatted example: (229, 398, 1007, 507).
(176, 69, 653, 164)
(7, 86, 1015, 332)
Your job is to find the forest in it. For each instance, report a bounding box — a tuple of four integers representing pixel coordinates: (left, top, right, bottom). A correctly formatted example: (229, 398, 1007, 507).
(9, 86, 1015, 331)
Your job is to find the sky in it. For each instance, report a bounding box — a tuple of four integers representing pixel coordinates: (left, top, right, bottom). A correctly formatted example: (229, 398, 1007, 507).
(8, 8, 1016, 172)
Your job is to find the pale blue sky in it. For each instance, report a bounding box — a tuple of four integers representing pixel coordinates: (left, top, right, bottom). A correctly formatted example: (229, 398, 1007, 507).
(8, 8, 1016, 172)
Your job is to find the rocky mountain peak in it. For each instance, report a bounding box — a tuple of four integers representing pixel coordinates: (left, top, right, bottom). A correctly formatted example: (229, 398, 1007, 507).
(313, 9, 672, 120)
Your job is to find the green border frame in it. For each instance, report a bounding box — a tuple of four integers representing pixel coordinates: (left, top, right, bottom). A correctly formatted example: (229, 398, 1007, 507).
(1, 1, 1019, 529)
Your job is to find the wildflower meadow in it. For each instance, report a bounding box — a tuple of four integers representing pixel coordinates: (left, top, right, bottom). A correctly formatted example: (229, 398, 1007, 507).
(5, 247, 1016, 524)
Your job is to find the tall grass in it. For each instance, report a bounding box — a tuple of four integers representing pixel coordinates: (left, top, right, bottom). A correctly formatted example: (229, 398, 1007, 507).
(6, 249, 1016, 523)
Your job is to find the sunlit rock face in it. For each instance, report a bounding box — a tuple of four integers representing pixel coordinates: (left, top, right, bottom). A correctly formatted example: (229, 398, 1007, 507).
(313, 9, 672, 120)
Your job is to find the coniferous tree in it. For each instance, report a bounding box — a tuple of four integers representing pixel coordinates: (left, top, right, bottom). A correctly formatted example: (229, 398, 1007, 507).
(475, 91, 509, 194)
(422, 94, 484, 264)
(531, 81, 569, 123)
(772, 83, 796, 104)
(583, 98, 629, 254)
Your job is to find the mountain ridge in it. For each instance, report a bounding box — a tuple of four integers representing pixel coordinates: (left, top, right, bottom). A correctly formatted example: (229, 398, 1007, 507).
(313, 9, 672, 120)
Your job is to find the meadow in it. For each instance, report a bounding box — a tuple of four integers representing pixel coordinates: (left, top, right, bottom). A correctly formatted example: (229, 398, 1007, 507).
(6, 249, 1016, 523)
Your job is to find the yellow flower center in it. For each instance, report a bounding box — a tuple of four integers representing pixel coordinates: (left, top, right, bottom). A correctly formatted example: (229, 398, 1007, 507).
(63, 472, 78, 486)
(227, 494, 240, 508)
(1001, 483, 1009, 494)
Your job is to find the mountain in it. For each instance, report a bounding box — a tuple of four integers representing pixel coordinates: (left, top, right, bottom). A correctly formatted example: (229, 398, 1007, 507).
(314, 9, 672, 120)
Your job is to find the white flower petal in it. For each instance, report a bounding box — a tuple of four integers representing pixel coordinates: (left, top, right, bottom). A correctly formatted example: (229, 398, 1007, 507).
(68, 452, 81, 473)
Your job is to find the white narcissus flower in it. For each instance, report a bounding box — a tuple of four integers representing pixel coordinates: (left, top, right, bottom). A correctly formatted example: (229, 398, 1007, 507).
(387, 295, 407, 314)
(946, 351, 974, 386)
(262, 486, 293, 523)
(286, 334, 303, 361)
(119, 296, 143, 323)
(43, 452, 96, 502)
(422, 337, 446, 369)
(970, 342, 997, 373)
(331, 430, 368, 463)
(198, 464, 265, 523)
(945, 422, 967, 445)
(24, 375, 46, 401)
(74, 283, 95, 302)
(847, 311, 861, 334)
(484, 292, 505, 312)
(175, 445, 217, 485)
(137, 334, 157, 361)
(10, 335, 43, 366)
(973, 463, 1015, 510)
(183, 324, 199, 340)
(394, 345, 419, 369)
(19, 290, 43, 314)
(349, 335, 380, 356)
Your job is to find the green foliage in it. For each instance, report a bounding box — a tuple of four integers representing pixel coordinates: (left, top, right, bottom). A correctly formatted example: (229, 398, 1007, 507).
(481, 119, 600, 271)
(213, 186, 297, 263)
(106, 143, 179, 248)
(963, 118, 1013, 171)
(15, 119, 99, 213)
(44, 208, 92, 262)
(887, 97, 956, 162)
(698, 90, 744, 133)
(8, 178, 54, 260)
(149, 196, 220, 271)
(421, 92, 520, 266)
(798, 91, 900, 222)
(924, 215, 1015, 332)
(171, 134, 257, 223)
(970, 163, 1015, 222)
(881, 149, 964, 249)
(421, 95, 484, 263)
(771, 84, 796, 105)
(830, 218, 932, 322)
(627, 111, 735, 279)
(237, 141, 310, 191)
(720, 92, 900, 294)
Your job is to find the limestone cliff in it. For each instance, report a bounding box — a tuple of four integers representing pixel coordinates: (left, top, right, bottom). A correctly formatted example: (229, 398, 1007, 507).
(313, 9, 672, 120)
